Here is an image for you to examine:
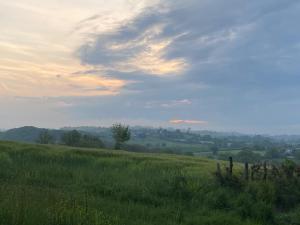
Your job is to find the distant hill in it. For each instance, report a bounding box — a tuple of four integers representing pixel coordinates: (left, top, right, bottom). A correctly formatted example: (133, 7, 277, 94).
(0, 126, 64, 143)
(0, 126, 112, 146)
(0, 126, 297, 155)
(0, 126, 43, 142)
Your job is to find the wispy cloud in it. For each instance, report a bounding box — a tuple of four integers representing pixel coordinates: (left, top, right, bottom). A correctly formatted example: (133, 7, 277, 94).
(1, 0, 300, 133)
(78, 21, 187, 76)
(0, 0, 155, 98)
(144, 99, 192, 109)
(160, 99, 192, 108)
(169, 120, 208, 125)
(73, 0, 300, 133)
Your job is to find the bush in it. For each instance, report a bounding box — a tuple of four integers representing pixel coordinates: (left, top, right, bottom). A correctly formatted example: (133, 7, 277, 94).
(80, 134, 105, 148)
(61, 130, 104, 148)
(205, 188, 232, 210)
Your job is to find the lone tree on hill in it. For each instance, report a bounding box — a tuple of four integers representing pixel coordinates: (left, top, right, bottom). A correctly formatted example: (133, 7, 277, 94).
(111, 123, 131, 149)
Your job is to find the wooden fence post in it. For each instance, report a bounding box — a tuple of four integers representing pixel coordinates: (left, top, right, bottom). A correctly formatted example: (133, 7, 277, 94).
(263, 161, 267, 181)
(244, 162, 249, 181)
(229, 157, 233, 176)
(251, 165, 255, 181)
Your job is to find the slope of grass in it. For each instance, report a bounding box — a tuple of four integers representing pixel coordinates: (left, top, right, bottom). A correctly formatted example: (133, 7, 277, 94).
(0, 141, 291, 225)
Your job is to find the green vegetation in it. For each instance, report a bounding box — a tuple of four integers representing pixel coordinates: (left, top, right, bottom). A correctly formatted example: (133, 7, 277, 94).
(111, 124, 131, 149)
(218, 150, 262, 163)
(37, 130, 54, 144)
(3, 126, 300, 164)
(0, 141, 299, 225)
(61, 130, 104, 148)
(0, 126, 286, 155)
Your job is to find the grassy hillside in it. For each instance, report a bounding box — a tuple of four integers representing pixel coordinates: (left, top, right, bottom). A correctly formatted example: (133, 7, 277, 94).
(0, 126, 283, 156)
(0, 141, 298, 225)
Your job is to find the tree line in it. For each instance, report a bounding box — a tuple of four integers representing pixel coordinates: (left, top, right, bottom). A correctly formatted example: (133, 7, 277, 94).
(37, 123, 131, 150)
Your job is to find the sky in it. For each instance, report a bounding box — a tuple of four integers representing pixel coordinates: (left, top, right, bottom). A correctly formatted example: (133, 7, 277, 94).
(1, 0, 300, 134)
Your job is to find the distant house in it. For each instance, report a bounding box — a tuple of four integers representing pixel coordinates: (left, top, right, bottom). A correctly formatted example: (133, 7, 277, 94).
(284, 148, 295, 156)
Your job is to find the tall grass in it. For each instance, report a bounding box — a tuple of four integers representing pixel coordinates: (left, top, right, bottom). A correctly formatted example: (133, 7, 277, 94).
(0, 141, 292, 225)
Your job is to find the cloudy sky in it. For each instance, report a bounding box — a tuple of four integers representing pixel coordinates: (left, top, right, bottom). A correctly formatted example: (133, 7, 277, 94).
(1, 0, 300, 134)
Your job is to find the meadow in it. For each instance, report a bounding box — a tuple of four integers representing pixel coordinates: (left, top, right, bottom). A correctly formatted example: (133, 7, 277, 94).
(0, 141, 299, 225)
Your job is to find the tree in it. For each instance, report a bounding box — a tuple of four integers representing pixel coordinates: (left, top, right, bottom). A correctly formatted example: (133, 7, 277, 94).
(37, 130, 53, 144)
(61, 130, 105, 148)
(61, 130, 81, 147)
(210, 145, 219, 156)
(111, 123, 131, 149)
(80, 134, 105, 148)
(235, 150, 261, 163)
(264, 148, 281, 159)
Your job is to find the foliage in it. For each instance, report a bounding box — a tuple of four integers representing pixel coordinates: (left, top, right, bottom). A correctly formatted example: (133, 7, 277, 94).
(210, 145, 219, 155)
(235, 150, 262, 163)
(215, 157, 300, 225)
(0, 142, 299, 224)
(218, 150, 261, 163)
(281, 159, 296, 178)
(61, 130, 81, 146)
(62, 130, 104, 148)
(264, 148, 282, 159)
(294, 151, 300, 160)
(0, 141, 287, 225)
(0, 126, 294, 157)
(80, 134, 105, 148)
(37, 130, 54, 144)
(111, 124, 131, 149)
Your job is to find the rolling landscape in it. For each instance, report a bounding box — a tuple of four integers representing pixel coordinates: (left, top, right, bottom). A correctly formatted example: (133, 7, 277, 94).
(1, 0, 300, 224)
(1, 126, 300, 161)
(0, 140, 300, 225)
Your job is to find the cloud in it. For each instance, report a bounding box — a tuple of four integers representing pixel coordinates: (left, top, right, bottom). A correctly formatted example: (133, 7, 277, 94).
(78, 0, 300, 78)
(72, 0, 300, 133)
(169, 120, 207, 125)
(145, 99, 192, 109)
(160, 99, 192, 108)
(0, 0, 157, 100)
(78, 20, 187, 76)
(2, 0, 300, 133)
(0, 65, 127, 97)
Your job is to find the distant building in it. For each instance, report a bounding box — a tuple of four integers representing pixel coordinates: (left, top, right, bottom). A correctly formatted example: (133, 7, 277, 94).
(227, 142, 232, 147)
(284, 148, 295, 156)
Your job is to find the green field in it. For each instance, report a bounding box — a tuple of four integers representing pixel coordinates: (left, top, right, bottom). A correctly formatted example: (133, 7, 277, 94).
(0, 141, 299, 225)
(129, 137, 210, 153)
